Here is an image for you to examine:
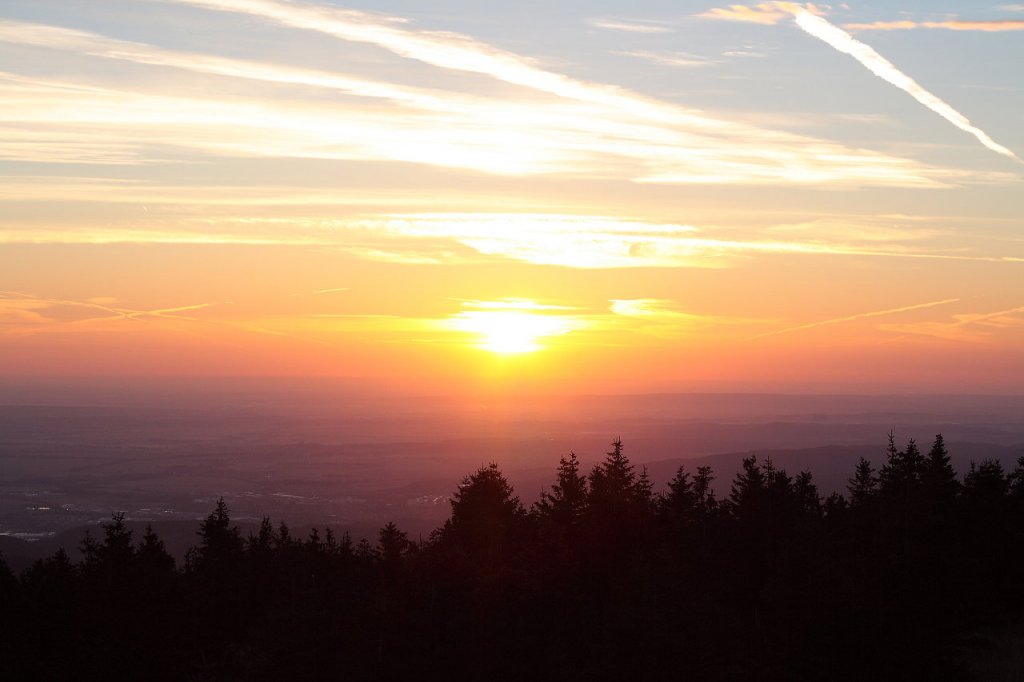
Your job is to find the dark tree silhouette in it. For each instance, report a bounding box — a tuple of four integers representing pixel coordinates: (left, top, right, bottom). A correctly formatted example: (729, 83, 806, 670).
(728, 455, 768, 518)
(189, 497, 243, 572)
(534, 452, 588, 527)
(6, 432, 1024, 682)
(923, 434, 958, 499)
(378, 521, 412, 563)
(793, 470, 822, 517)
(848, 457, 878, 506)
(588, 438, 652, 520)
(963, 459, 1008, 508)
(439, 462, 525, 555)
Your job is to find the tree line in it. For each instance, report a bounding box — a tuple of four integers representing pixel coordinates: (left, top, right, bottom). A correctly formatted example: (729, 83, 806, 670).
(2, 434, 1024, 680)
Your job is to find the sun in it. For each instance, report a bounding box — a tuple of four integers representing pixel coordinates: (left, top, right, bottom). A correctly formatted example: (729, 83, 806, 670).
(449, 300, 575, 354)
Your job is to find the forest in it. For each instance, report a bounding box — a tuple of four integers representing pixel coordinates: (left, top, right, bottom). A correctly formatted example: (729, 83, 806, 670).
(2, 434, 1024, 681)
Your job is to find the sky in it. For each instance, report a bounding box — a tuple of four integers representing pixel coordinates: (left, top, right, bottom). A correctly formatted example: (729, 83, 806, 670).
(1, 0, 1022, 394)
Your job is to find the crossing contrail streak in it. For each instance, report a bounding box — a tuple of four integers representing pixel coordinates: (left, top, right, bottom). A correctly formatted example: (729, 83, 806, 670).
(788, 6, 1021, 163)
(749, 297, 961, 340)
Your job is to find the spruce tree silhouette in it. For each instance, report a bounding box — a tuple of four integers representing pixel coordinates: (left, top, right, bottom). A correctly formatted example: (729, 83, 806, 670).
(588, 438, 652, 522)
(848, 457, 878, 506)
(378, 521, 412, 564)
(440, 463, 525, 556)
(6, 431, 1024, 681)
(923, 434, 958, 499)
(659, 464, 698, 521)
(534, 452, 588, 527)
(191, 497, 243, 572)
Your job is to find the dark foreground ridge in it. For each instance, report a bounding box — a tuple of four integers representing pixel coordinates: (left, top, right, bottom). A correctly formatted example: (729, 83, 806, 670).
(2, 435, 1024, 681)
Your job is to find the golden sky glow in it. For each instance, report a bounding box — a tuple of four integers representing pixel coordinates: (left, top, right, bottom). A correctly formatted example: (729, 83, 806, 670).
(447, 300, 578, 354)
(1, 0, 1022, 393)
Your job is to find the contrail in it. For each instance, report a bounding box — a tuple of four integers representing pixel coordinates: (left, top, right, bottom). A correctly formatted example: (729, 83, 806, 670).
(750, 297, 960, 340)
(787, 6, 1021, 163)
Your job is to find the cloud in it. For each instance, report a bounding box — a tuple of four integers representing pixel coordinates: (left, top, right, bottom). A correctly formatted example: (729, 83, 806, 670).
(303, 288, 350, 296)
(49, 1, 943, 187)
(606, 299, 711, 338)
(0, 17, 955, 189)
(4, 210, 1021, 268)
(163, 0, 687, 116)
(611, 299, 703, 320)
(699, 2, 822, 25)
(344, 213, 1024, 269)
(588, 18, 674, 34)
(614, 51, 716, 68)
(700, 3, 791, 25)
(461, 299, 574, 312)
(844, 19, 1024, 32)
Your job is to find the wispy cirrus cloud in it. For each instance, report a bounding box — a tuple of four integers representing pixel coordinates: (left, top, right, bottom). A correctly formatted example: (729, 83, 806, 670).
(609, 299, 710, 336)
(163, 0, 685, 117)
(4, 211, 1022, 268)
(588, 18, 674, 34)
(148, 1, 965, 184)
(614, 50, 716, 68)
(0, 11, 960, 189)
(611, 299, 704, 321)
(699, 2, 823, 25)
(700, 3, 1022, 163)
(844, 19, 1024, 32)
(0, 13, 954, 186)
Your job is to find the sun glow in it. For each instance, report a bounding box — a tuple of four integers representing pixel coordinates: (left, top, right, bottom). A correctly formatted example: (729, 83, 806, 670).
(449, 301, 575, 353)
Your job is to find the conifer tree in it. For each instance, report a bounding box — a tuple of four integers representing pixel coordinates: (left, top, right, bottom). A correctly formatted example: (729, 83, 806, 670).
(878, 431, 902, 492)
(921, 433, 959, 515)
(356, 537, 377, 561)
(693, 466, 717, 519)
(249, 516, 276, 556)
(588, 438, 651, 520)
(534, 452, 588, 525)
(848, 457, 878, 506)
(793, 470, 822, 517)
(823, 491, 848, 519)
(192, 497, 243, 573)
(441, 463, 525, 554)
(80, 529, 100, 568)
(378, 522, 412, 563)
(590, 439, 636, 497)
(659, 465, 697, 521)
(879, 433, 924, 500)
(963, 460, 1008, 506)
(307, 527, 322, 553)
(276, 520, 293, 549)
(637, 465, 654, 503)
(728, 455, 767, 517)
(136, 524, 175, 575)
(1007, 456, 1024, 501)
(98, 512, 135, 570)
(0, 551, 15, 596)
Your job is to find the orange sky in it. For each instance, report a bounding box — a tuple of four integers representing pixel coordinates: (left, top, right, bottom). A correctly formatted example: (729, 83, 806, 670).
(1, 0, 1022, 394)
